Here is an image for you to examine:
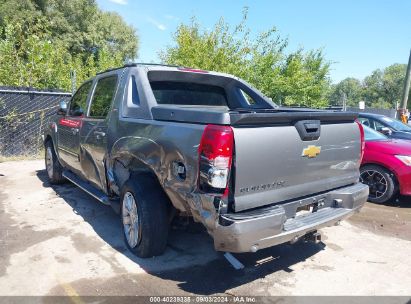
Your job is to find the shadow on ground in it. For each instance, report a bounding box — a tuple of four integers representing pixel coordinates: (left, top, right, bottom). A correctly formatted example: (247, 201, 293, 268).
(36, 169, 325, 295)
(389, 194, 411, 207)
(369, 194, 411, 208)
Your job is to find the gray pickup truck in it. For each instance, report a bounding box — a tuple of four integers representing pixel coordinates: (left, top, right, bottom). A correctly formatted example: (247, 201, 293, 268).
(43, 63, 368, 258)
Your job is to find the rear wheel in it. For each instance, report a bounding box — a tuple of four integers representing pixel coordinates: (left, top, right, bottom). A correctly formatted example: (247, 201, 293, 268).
(120, 174, 169, 258)
(360, 165, 397, 203)
(44, 140, 65, 184)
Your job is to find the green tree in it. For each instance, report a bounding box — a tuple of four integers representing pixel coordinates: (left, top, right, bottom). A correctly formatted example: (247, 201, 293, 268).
(96, 11, 138, 60)
(278, 50, 331, 108)
(0, 0, 137, 91)
(160, 9, 331, 108)
(363, 64, 407, 109)
(329, 77, 363, 107)
(381, 64, 407, 107)
(0, 20, 124, 91)
(362, 69, 385, 108)
(329, 64, 410, 110)
(0, 0, 138, 60)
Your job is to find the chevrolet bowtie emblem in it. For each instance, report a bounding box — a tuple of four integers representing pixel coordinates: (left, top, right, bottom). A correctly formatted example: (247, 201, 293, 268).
(302, 145, 321, 158)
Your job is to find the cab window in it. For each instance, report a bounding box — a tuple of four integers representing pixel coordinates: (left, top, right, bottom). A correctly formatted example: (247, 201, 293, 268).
(89, 76, 118, 118)
(69, 81, 93, 116)
(129, 75, 140, 106)
(239, 88, 256, 105)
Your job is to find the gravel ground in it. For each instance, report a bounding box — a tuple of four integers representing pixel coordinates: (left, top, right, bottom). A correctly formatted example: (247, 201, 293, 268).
(1, 160, 411, 297)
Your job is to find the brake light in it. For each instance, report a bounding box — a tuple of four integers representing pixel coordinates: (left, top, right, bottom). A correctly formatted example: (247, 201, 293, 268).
(198, 124, 234, 196)
(356, 120, 365, 162)
(178, 67, 209, 73)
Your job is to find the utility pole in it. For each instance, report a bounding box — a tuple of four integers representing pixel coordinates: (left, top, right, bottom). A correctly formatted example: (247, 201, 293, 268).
(70, 70, 77, 95)
(399, 49, 411, 123)
(342, 92, 347, 111)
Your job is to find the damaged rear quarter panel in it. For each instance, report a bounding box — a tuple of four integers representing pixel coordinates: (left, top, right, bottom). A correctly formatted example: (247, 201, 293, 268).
(109, 118, 217, 225)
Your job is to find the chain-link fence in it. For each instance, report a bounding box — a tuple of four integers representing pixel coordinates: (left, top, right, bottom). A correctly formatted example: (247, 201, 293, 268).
(346, 107, 397, 118)
(0, 86, 71, 158)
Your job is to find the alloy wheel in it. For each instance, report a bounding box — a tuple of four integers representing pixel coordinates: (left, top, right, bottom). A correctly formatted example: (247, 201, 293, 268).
(46, 147, 54, 179)
(360, 170, 388, 200)
(122, 191, 140, 248)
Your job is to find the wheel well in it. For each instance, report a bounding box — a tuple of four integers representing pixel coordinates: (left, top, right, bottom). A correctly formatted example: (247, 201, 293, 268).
(111, 156, 162, 194)
(123, 158, 174, 215)
(112, 155, 175, 212)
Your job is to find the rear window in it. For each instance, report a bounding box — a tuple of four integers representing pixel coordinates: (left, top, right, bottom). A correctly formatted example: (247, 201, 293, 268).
(150, 81, 228, 107)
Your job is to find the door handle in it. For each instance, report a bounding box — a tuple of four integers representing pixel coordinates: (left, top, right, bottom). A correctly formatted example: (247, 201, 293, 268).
(94, 131, 106, 139)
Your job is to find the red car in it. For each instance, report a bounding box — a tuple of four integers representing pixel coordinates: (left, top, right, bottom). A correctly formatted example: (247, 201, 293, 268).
(360, 125, 411, 203)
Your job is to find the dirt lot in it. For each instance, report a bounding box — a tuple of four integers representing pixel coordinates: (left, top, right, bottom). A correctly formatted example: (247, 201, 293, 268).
(1, 160, 411, 296)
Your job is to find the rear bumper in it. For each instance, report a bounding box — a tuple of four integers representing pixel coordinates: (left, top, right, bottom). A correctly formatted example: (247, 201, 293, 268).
(213, 182, 369, 253)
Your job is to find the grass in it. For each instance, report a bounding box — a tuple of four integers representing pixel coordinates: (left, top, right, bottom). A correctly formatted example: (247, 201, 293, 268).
(0, 150, 44, 163)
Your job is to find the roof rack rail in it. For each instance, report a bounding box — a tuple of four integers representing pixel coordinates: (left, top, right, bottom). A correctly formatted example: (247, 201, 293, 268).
(124, 62, 182, 68)
(96, 66, 125, 75)
(96, 62, 183, 75)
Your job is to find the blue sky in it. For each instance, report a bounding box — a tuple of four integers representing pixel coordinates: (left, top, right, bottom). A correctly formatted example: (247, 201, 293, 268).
(96, 0, 411, 83)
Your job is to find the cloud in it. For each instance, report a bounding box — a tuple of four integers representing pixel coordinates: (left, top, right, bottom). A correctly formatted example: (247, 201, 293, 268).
(146, 17, 167, 31)
(108, 0, 127, 5)
(165, 14, 179, 21)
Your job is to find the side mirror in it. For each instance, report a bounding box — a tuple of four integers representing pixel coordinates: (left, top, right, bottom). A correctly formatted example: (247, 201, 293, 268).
(57, 100, 68, 115)
(71, 107, 84, 117)
(380, 127, 392, 136)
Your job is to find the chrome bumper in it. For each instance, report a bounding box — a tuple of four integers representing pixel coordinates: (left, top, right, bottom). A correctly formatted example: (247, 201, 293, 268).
(213, 183, 369, 253)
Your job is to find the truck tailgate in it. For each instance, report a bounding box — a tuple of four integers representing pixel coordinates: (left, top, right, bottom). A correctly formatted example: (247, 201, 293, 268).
(233, 122, 361, 212)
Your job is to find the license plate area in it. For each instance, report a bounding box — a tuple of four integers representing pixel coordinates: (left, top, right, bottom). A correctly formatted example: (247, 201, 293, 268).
(295, 203, 314, 217)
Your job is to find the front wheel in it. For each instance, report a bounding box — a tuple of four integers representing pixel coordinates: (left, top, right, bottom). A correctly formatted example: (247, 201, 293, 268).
(44, 140, 65, 184)
(120, 174, 169, 258)
(360, 165, 397, 204)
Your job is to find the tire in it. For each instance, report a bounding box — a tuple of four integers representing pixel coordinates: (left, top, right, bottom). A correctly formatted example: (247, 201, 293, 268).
(120, 174, 169, 258)
(360, 164, 397, 204)
(44, 140, 65, 184)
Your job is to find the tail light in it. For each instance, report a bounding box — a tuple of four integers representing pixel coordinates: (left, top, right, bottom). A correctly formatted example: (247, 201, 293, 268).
(356, 120, 365, 162)
(198, 124, 234, 196)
